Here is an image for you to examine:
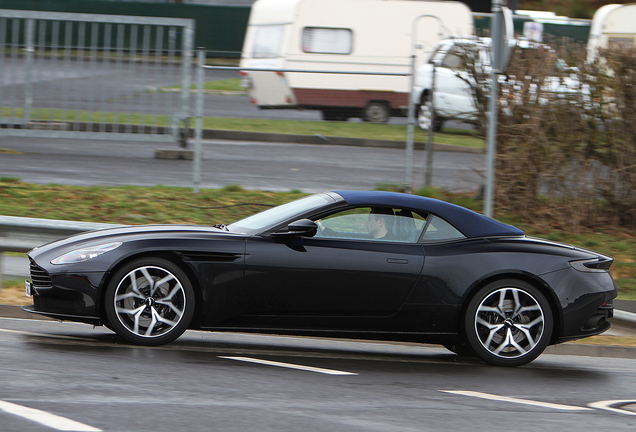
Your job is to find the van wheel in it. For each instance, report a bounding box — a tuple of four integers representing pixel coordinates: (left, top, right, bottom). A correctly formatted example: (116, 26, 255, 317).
(362, 102, 389, 123)
(417, 97, 443, 131)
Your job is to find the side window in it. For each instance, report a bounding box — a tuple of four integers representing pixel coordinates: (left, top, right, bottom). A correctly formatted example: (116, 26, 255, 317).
(422, 215, 466, 242)
(252, 25, 284, 58)
(440, 51, 465, 70)
(314, 207, 426, 243)
(302, 27, 352, 54)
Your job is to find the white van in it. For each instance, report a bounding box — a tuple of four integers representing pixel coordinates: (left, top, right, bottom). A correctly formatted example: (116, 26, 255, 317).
(239, 0, 474, 122)
(587, 3, 636, 63)
(413, 37, 580, 131)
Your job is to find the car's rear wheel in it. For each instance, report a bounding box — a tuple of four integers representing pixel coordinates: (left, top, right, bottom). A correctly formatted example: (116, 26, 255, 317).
(464, 279, 553, 367)
(104, 258, 195, 346)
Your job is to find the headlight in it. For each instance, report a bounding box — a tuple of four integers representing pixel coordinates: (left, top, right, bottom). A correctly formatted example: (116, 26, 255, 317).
(51, 242, 122, 265)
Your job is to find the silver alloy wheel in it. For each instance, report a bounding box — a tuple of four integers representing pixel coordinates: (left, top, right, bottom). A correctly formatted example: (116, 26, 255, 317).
(474, 287, 545, 359)
(113, 265, 187, 339)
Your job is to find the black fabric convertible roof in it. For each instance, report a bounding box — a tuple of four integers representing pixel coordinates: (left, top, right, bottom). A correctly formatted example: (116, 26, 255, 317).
(335, 190, 524, 239)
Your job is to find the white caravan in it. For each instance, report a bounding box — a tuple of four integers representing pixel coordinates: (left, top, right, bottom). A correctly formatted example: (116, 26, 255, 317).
(239, 0, 474, 122)
(587, 3, 636, 62)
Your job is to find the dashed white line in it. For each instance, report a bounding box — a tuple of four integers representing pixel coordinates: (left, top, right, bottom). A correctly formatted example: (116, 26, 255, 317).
(440, 390, 593, 411)
(219, 356, 357, 375)
(0, 400, 102, 431)
(588, 400, 636, 416)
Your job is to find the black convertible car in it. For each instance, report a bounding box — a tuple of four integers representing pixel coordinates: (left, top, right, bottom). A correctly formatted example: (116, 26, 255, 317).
(24, 191, 617, 366)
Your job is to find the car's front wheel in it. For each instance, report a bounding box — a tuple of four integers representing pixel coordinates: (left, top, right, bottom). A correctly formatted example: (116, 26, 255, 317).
(104, 258, 195, 346)
(464, 280, 553, 367)
(417, 97, 443, 131)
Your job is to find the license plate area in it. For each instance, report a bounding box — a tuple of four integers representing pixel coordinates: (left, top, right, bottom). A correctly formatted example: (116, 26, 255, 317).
(25, 280, 32, 297)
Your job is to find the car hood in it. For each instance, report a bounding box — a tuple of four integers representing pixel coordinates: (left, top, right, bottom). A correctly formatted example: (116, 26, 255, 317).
(29, 224, 240, 257)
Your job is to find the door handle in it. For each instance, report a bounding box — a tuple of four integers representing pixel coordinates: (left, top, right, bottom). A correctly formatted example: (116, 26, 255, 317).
(387, 258, 408, 264)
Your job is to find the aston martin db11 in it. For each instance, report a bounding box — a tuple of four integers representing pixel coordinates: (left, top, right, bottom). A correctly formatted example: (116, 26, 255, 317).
(23, 191, 617, 366)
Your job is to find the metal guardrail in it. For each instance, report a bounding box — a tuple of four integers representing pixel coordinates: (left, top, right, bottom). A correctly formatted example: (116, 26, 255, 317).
(0, 215, 124, 287)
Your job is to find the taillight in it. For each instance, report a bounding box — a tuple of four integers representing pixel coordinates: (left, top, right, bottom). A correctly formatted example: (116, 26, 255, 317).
(569, 257, 613, 272)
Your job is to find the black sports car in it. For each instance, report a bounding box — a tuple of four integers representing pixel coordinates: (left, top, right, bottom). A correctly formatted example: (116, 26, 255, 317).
(24, 191, 617, 366)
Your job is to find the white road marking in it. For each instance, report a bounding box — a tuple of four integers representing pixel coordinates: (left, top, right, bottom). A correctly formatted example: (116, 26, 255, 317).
(0, 400, 102, 431)
(588, 400, 636, 416)
(219, 356, 357, 375)
(440, 390, 593, 412)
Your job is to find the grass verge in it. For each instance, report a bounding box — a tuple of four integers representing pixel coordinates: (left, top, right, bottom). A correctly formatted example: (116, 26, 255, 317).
(2, 107, 485, 147)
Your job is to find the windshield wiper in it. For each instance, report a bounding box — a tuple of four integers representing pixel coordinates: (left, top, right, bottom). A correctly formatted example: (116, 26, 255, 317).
(213, 223, 229, 231)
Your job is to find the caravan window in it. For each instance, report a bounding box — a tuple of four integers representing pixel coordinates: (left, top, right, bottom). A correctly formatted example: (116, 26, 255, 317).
(302, 27, 352, 54)
(252, 25, 284, 58)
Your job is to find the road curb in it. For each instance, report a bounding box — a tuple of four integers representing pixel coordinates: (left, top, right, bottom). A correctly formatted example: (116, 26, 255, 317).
(2, 304, 635, 358)
(65, 122, 485, 154)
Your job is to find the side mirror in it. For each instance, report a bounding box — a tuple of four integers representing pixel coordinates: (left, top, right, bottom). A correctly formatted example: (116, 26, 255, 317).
(271, 219, 318, 237)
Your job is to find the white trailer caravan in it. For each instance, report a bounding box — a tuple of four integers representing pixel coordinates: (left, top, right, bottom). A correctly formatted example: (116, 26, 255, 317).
(587, 3, 636, 62)
(239, 0, 474, 122)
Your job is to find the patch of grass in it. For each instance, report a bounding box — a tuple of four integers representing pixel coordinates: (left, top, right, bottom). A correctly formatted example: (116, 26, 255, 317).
(375, 183, 406, 193)
(0, 149, 22, 155)
(0, 180, 306, 226)
(221, 184, 246, 193)
(0, 278, 32, 306)
(161, 78, 245, 93)
(202, 117, 484, 146)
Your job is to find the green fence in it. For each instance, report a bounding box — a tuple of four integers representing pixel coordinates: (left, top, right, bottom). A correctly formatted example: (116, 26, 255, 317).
(0, 1, 592, 55)
(0, 0, 250, 56)
(473, 14, 591, 44)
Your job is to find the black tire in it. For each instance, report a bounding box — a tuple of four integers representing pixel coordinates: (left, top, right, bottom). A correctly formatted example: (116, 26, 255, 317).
(362, 101, 390, 123)
(104, 257, 195, 346)
(464, 279, 553, 367)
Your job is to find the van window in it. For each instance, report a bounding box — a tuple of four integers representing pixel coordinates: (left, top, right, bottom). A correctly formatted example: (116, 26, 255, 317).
(302, 27, 352, 54)
(252, 25, 284, 58)
(440, 52, 465, 70)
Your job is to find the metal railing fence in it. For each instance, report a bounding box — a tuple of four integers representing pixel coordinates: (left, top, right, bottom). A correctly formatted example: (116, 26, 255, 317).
(190, 49, 431, 193)
(0, 215, 124, 288)
(0, 9, 194, 143)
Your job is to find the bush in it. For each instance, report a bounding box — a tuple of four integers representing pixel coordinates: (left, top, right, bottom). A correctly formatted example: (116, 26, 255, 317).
(466, 42, 636, 230)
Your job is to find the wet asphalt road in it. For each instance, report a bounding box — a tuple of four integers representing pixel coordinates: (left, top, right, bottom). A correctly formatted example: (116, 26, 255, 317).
(2, 317, 636, 432)
(0, 136, 483, 193)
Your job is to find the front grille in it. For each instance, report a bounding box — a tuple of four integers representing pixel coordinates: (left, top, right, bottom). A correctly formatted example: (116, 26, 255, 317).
(29, 259, 52, 288)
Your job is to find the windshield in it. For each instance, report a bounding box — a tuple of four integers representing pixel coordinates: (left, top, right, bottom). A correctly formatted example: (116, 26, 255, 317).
(228, 194, 332, 233)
